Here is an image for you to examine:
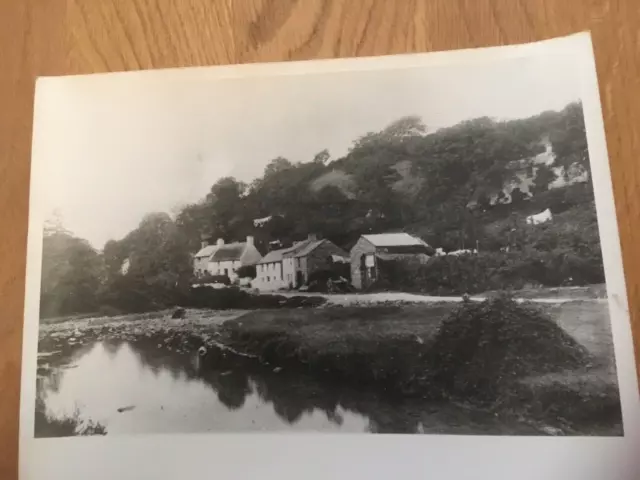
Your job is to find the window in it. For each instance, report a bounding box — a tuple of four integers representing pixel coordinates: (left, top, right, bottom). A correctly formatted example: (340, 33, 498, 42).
(267, 276, 270, 281)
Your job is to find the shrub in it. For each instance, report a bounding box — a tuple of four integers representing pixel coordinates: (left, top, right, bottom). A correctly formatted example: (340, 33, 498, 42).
(236, 265, 257, 279)
(371, 247, 604, 295)
(193, 274, 231, 285)
(428, 295, 591, 401)
(35, 397, 107, 437)
(186, 286, 326, 310)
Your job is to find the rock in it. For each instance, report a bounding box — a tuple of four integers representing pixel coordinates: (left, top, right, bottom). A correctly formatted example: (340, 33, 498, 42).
(172, 308, 186, 319)
(540, 425, 564, 436)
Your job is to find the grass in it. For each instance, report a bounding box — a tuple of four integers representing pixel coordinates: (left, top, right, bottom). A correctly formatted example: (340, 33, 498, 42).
(482, 283, 607, 300)
(224, 304, 456, 395)
(34, 398, 107, 437)
(221, 297, 621, 432)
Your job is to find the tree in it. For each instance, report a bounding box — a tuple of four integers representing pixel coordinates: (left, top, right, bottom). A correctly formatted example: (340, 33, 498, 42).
(99, 212, 193, 312)
(549, 102, 589, 177)
(531, 164, 557, 194)
(313, 149, 331, 164)
(263, 157, 293, 178)
(40, 229, 102, 317)
(351, 115, 426, 151)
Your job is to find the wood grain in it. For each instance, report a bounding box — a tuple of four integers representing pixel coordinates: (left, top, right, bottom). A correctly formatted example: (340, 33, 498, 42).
(1, 0, 638, 477)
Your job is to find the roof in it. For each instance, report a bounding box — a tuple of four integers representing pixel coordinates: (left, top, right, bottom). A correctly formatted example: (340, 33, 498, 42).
(376, 251, 430, 261)
(258, 238, 325, 264)
(289, 239, 325, 258)
(194, 245, 218, 258)
(258, 244, 300, 264)
(376, 244, 433, 255)
(210, 242, 246, 262)
(362, 233, 427, 248)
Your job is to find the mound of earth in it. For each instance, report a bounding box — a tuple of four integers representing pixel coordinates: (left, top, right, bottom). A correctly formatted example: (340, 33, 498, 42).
(429, 296, 592, 401)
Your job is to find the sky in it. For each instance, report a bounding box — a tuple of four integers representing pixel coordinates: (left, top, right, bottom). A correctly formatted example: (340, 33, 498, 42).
(34, 48, 582, 249)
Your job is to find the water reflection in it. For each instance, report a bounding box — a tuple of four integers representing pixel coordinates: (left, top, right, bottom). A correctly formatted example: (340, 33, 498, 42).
(36, 339, 532, 437)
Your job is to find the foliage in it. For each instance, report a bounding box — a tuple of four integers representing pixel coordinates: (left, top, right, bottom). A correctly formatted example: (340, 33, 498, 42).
(187, 286, 325, 310)
(236, 265, 257, 279)
(41, 101, 600, 316)
(40, 229, 102, 317)
(429, 296, 591, 401)
(373, 233, 604, 295)
(192, 274, 231, 285)
(35, 397, 107, 437)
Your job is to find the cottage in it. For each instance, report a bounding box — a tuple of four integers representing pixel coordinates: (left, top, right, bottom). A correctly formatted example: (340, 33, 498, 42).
(193, 236, 262, 282)
(350, 233, 433, 290)
(254, 235, 348, 291)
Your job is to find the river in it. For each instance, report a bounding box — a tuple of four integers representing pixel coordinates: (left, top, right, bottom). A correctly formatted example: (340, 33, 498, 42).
(35, 339, 539, 437)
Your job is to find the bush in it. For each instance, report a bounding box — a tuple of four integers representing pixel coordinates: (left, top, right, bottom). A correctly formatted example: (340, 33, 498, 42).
(428, 295, 591, 401)
(186, 286, 326, 310)
(35, 397, 107, 437)
(370, 247, 604, 295)
(236, 265, 257, 279)
(193, 274, 231, 285)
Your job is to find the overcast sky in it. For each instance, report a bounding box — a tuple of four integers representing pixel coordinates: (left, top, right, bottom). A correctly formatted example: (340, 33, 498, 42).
(36, 49, 581, 249)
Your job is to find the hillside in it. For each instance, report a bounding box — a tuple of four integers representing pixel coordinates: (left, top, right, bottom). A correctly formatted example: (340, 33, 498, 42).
(171, 101, 592, 254)
(40, 101, 602, 316)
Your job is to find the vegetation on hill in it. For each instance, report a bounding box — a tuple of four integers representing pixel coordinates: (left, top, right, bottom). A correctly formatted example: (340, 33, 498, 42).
(39, 101, 602, 317)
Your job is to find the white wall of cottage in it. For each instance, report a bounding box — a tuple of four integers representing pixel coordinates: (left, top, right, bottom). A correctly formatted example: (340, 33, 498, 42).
(253, 262, 287, 291)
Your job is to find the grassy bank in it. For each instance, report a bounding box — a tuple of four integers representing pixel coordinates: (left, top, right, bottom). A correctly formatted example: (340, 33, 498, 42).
(224, 304, 456, 396)
(221, 298, 621, 433)
(34, 397, 106, 437)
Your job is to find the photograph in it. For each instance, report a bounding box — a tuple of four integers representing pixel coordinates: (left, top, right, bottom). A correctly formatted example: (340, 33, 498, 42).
(27, 35, 626, 441)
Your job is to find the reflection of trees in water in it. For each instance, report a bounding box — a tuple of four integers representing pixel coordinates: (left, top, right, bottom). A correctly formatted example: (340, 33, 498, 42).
(102, 340, 124, 360)
(127, 337, 196, 380)
(124, 339, 434, 433)
(200, 370, 252, 410)
(127, 338, 252, 410)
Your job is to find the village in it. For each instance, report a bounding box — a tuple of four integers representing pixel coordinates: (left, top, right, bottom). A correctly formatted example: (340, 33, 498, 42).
(193, 231, 438, 293)
(191, 207, 556, 295)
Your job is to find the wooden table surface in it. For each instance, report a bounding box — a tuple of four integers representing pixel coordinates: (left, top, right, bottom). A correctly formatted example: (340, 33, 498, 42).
(1, 0, 638, 477)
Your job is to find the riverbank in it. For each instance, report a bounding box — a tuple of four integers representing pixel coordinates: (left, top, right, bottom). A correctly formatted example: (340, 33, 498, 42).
(218, 298, 621, 435)
(36, 297, 622, 436)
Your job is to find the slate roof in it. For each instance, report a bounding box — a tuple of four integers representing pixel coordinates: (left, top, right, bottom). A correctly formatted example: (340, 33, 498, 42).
(258, 244, 300, 264)
(258, 238, 324, 264)
(289, 239, 325, 258)
(210, 242, 246, 262)
(376, 245, 433, 255)
(194, 245, 218, 258)
(363, 233, 427, 247)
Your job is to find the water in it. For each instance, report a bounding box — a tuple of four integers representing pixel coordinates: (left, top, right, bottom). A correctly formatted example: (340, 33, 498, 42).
(36, 339, 532, 437)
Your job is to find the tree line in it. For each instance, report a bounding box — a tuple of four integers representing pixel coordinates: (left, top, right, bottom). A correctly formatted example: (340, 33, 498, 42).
(40, 101, 602, 317)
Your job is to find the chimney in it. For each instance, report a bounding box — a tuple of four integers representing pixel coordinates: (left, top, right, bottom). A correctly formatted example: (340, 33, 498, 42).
(308, 233, 318, 242)
(246, 235, 254, 246)
(216, 238, 225, 246)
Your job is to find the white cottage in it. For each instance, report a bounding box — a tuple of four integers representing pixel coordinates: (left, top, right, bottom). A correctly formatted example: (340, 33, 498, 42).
(193, 236, 262, 282)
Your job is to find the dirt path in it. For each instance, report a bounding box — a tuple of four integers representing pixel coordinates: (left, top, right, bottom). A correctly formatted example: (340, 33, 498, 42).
(279, 291, 608, 306)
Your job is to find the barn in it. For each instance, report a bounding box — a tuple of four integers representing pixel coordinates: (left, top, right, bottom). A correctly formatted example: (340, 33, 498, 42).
(349, 233, 433, 290)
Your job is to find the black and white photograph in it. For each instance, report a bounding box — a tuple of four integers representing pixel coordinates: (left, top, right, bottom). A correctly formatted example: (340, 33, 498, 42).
(21, 34, 638, 459)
